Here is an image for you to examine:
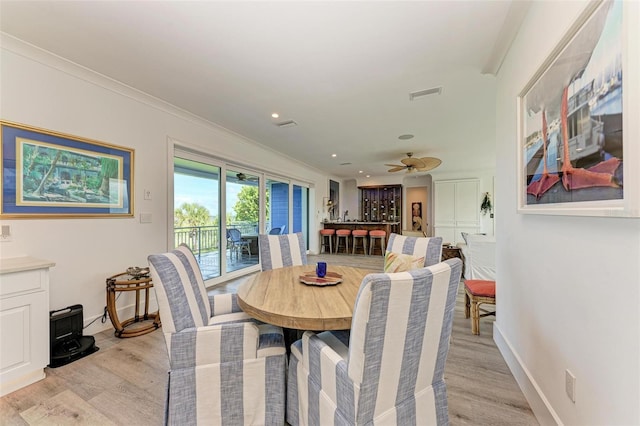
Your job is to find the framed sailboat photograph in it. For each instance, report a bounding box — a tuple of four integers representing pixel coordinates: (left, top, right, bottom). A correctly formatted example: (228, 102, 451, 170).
(516, 0, 640, 217)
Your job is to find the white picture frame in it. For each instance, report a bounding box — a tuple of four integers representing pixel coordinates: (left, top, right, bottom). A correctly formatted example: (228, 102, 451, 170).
(516, 0, 639, 217)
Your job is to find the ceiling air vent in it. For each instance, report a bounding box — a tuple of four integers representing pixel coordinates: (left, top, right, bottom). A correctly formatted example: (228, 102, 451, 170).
(274, 120, 298, 128)
(409, 86, 443, 101)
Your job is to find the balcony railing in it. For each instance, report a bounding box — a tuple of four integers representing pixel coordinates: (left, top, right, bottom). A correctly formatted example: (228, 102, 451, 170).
(174, 225, 220, 257)
(174, 223, 260, 280)
(174, 223, 259, 251)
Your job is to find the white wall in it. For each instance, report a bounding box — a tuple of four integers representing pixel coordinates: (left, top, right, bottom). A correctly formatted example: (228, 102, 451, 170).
(495, 1, 640, 425)
(0, 36, 331, 334)
(342, 178, 359, 221)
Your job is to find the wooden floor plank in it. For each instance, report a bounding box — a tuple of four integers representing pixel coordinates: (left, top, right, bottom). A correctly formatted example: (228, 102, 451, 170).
(45, 355, 128, 402)
(0, 397, 28, 426)
(88, 380, 165, 425)
(20, 390, 115, 425)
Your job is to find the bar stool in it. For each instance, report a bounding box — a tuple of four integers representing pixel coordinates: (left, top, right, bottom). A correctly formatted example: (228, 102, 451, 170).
(369, 230, 386, 256)
(352, 229, 368, 255)
(335, 229, 351, 254)
(319, 229, 335, 254)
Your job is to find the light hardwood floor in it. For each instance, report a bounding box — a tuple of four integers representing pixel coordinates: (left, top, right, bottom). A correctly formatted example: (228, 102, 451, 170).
(0, 254, 538, 425)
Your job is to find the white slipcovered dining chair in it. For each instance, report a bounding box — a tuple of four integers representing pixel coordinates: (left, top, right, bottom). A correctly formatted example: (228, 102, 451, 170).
(463, 234, 496, 280)
(148, 244, 287, 425)
(287, 258, 463, 426)
(385, 232, 443, 270)
(258, 232, 308, 271)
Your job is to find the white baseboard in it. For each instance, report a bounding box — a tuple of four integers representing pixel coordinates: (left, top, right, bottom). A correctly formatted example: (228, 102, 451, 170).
(493, 322, 563, 426)
(0, 369, 46, 397)
(83, 299, 158, 336)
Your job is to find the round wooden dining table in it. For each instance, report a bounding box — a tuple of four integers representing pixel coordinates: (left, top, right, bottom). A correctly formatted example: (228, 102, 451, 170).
(237, 264, 374, 330)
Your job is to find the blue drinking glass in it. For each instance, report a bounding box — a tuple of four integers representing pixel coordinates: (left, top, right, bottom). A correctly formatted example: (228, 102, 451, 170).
(316, 262, 327, 278)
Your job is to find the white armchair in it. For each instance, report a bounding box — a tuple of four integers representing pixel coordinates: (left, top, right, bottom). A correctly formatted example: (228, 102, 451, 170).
(457, 234, 495, 280)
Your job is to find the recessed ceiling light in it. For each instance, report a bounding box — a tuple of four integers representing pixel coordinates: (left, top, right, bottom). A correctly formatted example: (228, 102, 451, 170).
(398, 134, 414, 140)
(331, 154, 337, 158)
(271, 113, 279, 118)
(359, 170, 363, 173)
(366, 175, 370, 178)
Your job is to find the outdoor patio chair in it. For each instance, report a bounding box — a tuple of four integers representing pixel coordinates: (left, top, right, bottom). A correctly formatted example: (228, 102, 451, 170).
(227, 228, 251, 260)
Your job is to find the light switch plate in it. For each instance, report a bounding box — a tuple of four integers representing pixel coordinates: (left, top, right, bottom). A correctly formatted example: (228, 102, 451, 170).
(0, 225, 11, 242)
(565, 369, 576, 403)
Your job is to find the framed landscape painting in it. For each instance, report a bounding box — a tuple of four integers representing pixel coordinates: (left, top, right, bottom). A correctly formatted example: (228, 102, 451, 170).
(516, 0, 640, 217)
(1, 121, 134, 218)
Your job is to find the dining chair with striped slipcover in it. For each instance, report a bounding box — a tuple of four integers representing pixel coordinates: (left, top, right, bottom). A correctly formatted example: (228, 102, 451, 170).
(287, 258, 463, 426)
(258, 232, 308, 271)
(386, 232, 444, 268)
(148, 244, 286, 425)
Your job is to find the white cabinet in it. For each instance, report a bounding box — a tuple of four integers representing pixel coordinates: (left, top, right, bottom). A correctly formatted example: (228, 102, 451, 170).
(434, 179, 480, 244)
(1, 257, 55, 396)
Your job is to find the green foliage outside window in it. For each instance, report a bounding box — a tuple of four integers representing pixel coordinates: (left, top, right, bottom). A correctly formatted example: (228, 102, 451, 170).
(233, 186, 268, 223)
(175, 202, 212, 227)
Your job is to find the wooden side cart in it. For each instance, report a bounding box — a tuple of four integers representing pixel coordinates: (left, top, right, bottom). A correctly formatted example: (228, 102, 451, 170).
(106, 268, 161, 337)
(442, 245, 465, 277)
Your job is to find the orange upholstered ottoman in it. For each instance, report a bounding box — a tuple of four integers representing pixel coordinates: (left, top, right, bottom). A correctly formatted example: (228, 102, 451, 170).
(464, 279, 496, 335)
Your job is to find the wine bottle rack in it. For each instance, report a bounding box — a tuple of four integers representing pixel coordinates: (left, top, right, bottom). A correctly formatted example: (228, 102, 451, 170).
(359, 185, 402, 222)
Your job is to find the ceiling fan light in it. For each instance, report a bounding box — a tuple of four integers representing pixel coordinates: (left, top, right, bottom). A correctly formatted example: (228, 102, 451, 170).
(386, 153, 442, 173)
(274, 120, 297, 128)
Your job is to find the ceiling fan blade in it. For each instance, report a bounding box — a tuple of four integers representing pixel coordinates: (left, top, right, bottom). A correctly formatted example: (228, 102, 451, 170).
(384, 163, 405, 168)
(388, 166, 406, 173)
(415, 157, 442, 171)
(401, 157, 426, 169)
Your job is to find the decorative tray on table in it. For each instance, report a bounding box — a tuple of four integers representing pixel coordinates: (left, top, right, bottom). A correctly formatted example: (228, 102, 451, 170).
(299, 271, 343, 286)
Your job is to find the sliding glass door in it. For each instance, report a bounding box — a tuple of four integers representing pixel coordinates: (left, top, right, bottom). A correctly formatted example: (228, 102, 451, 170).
(265, 178, 289, 234)
(173, 146, 311, 285)
(226, 169, 260, 273)
(293, 184, 309, 248)
(173, 156, 221, 280)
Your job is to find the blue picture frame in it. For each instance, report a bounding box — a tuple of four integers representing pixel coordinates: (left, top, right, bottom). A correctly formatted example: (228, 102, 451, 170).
(1, 121, 134, 218)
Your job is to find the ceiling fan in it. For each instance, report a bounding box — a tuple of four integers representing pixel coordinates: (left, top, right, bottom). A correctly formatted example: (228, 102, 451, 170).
(386, 152, 442, 173)
(236, 172, 259, 182)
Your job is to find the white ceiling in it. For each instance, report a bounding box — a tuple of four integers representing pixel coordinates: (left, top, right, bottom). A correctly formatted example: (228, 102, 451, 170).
(0, 1, 527, 179)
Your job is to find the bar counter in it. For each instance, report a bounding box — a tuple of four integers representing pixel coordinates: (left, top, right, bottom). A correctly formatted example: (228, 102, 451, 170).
(322, 221, 400, 235)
